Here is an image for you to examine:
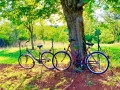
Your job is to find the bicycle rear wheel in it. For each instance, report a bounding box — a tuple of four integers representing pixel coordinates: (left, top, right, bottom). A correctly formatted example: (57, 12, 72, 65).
(86, 52, 109, 74)
(18, 54, 35, 69)
(41, 52, 54, 69)
(52, 51, 72, 71)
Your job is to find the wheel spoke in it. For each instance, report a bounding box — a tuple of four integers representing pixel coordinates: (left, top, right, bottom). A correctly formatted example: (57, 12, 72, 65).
(53, 51, 71, 71)
(41, 52, 54, 69)
(18, 55, 34, 69)
(87, 52, 109, 74)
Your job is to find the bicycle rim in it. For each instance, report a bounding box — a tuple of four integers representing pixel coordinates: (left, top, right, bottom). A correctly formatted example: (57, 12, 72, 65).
(53, 51, 71, 71)
(41, 52, 54, 69)
(86, 52, 109, 74)
(19, 55, 35, 69)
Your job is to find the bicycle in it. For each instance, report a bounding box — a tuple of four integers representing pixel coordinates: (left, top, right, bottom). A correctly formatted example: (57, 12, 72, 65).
(52, 38, 109, 74)
(18, 41, 54, 69)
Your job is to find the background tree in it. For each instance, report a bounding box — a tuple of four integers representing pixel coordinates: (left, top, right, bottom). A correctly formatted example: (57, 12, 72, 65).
(1, 0, 60, 49)
(83, 0, 120, 44)
(1, 0, 120, 47)
(60, 0, 91, 60)
(0, 21, 29, 46)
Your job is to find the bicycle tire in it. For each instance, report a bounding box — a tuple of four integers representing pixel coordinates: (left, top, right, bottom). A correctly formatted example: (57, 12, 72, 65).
(18, 54, 35, 69)
(86, 52, 109, 74)
(41, 52, 54, 69)
(52, 51, 72, 71)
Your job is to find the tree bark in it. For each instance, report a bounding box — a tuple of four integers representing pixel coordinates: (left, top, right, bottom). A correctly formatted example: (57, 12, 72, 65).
(60, 0, 87, 61)
(24, 24, 34, 50)
(31, 30, 34, 50)
(14, 28, 18, 46)
(114, 28, 115, 43)
(30, 25, 34, 50)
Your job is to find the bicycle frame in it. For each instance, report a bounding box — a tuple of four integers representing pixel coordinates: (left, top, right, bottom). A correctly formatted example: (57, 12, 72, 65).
(65, 44, 97, 64)
(26, 48, 41, 63)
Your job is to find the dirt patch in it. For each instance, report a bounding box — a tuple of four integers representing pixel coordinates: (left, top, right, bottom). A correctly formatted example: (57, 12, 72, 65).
(67, 71, 120, 90)
(26, 68, 120, 90)
(31, 69, 120, 90)
(0, 64, 12, 70)
(0, 64, 120, 90)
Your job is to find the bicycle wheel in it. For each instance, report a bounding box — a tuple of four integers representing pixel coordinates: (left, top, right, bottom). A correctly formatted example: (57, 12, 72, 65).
(86, 52, 109, 74)
(52, 51, 72, 71)
(18, 54, 35, 69)
(41, 52, 54, 69)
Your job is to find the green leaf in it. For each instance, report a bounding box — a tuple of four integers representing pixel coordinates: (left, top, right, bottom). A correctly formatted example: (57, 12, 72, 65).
(73, 46, 79, 49)
(84, 0, 90, 3)
(95, 29, 101, 36)
(88, 81, 93, 86)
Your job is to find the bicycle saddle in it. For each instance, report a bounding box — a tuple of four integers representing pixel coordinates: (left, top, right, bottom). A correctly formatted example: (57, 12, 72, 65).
(37, 45, 43, 49)
(86, 43, 94, 46)
(68, 38, 75, 42)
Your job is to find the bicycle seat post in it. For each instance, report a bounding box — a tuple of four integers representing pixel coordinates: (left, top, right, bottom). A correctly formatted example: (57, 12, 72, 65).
(25, 41, 29, 53)
(39, 47, 41, 54)
(37, 45, 43, 61)
(37, 45, 43, 54)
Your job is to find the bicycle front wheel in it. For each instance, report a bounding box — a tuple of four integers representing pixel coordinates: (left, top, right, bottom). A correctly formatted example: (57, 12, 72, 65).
(52, 51, 72, 71)
(18, 54, 35, 69)
(41, 52, 54, 69)
(86, 52, 109, 74)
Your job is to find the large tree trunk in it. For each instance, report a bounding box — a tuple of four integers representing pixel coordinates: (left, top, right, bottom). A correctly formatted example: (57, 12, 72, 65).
(61, 0, 87, 61)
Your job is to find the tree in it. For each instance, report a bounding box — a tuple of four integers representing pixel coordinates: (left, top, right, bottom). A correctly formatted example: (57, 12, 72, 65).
(93, 0, 120, 43)
(0, 21, 29, 46)
(82, 0, 120, 44)
(1, 0, 60, 49)
(60, 0, 90, 60)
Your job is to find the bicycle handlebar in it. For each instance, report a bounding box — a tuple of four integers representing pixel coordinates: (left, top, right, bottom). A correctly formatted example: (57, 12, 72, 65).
(24, 40, 29, 47)
(25, 41, 29, 43)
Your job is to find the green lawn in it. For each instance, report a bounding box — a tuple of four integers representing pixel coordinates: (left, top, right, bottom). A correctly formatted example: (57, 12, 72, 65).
(0, 42, 120, 68)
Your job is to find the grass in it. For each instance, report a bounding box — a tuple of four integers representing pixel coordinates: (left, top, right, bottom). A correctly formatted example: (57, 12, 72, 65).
(0, 41, 120, 89)
(89, 43, 120, 68)
(0, 41, 120, 68)
(0, 65, 44, 89)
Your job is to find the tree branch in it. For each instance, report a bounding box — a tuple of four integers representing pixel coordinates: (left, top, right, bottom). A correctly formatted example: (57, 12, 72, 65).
(24, 24, 31, 32)
(29, 25, 32, 32)
(24, 24, 29, 29)
(77, 0, 90, 8)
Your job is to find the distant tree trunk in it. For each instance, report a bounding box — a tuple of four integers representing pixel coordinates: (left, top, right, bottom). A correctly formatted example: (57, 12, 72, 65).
(113, 25, 117, 43)
(41, 24, 45, 44)
(30, 25, 34, 50)
(10, 25, 19, 46)
(61, 0, 88, 61)
(114, 28, 115, 43)
(14, 28, 18, 46)
(30, 30, 34, 50)
(42, 34, 45, 44)
(24, 24, 34, 50)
